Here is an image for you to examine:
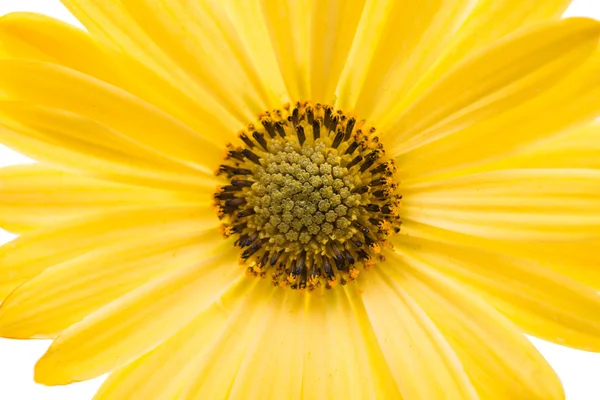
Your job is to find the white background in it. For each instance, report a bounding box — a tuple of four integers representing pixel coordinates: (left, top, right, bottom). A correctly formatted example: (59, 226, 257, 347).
(0, 0, 600, 399)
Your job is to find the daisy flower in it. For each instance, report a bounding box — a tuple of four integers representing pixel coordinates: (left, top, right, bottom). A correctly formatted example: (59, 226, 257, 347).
(1, 1, 600, 399)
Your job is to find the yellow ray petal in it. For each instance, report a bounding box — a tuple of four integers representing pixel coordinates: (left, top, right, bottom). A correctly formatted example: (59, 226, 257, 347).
(118, 0, 284, 117)
(481, 120, 600, 171)
(382, 0, 571, 121)
(400, 219, 600, 291)
(387, 251, 564, 399)
(59, 0, 246, 126)
(0, 59, 222, 173)
(395, 46, 600, 181)
(0, 230, 226, 339)
(0, 12, 238, 145)
(0, 163, 199, 233)
(393, 235, 600, 351)
(0, 204, 217, 299)
(0, 122, 217, 192)
(336, 0, 475, 113)
(307, 0, 367, 104)
(385, 18, 600, 155)
(260, 0, 314, 101)
(35, 250, 242, 385)
(94, 278, 260, 400)
(228, 286, 398, 400)
(359, 269, 478, 399)
(402, 169, 600, 241)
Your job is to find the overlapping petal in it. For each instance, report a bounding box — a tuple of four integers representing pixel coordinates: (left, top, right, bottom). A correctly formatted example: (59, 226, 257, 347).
(0, 164, 194, 233)
(393, 234, 600, 352)
(0, 204, 216, 299)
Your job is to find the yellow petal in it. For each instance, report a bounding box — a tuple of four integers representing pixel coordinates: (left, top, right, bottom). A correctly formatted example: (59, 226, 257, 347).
(118, 0, 285, 117)
(94, 279, 261, 400)
(359, 269, 478, 399)
(393, 235, 600, 351)
(401, 219, 600, 291)
(0, 163, 195, 233)
(0, 12, 239, 145)
(0, 230, 225, 339)
(483, 120, 600, 170)
(0, 204, 216, 299)
(336, 0, 475, 113)
(386, 18, 600, 156)
(395, 44, 600, 182)
(259, 0, 313, 101)
(0, 110, 216, 192)
(387, 251, 564, 399)
(59, 0, 264, 125)
(35, 250, 242, 385)
(0, 58, 222, 173)
(387, 0, 571, 119)
(402, 169, 600, 241)
(258, 0, 366, 104)
(228, 286, 398, 400)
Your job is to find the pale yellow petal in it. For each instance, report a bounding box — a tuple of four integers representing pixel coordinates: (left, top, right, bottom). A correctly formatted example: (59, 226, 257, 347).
(118, 0, 285, 116)
(336, 0, 475, 113)
(401, 219, 600, 291)
(59, 0, 243, 127)
(94, 279, 261, 400)
(385, 18, 600, 156)
(482, 120, 600, 170)
(35, 250, 242, 385)
(388, 0, 571, 118)
(228, 286, 398, 400)
(395, 45, 600, 181)
(0, 204, 216, 299)
(393, 235, 600, 351)
(0, 12, 238, 145)
(259, 0, 313, 101)
(0, 58, 222, 174)
(387, 251, 564, 399)
(0, 231, 225, 339)
(0, 164, 196, 233)
(359, 269, 478, 399)
(256, 0, 366, 104)
(402, 169, 600, 241)
(0, 111, 216, 192)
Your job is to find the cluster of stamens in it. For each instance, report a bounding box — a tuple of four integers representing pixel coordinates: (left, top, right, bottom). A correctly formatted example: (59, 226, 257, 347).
(214, 101, 401, 290)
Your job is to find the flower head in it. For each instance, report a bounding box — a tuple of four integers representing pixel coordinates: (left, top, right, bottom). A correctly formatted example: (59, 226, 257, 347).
(1, 1, 600, 399)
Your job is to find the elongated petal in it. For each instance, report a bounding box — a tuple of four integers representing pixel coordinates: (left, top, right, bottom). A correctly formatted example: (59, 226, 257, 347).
(60, 0, 277, 124)
(482, 121, 600, 170)
(386, 18, 600, 156)
(336, 0, 475, 113)
(393, 235, 600, 351)
(395, 46, 600, 181)
(0, 164, 194, 233)
(0, 59, 222, 173)
(402, 169, 600, 241)
(34, 250, 241, 385)
(94, 279, 262, 400)
(386, 251, 564, 399)
(0, 230, 225, 339)
(0, 12, 239, 144)
(0, 204, 216, 299)
(0, 108, 216, 192)
(401, 219, 600, 291)
(359, 269, 478, 399)
(227, 286, 397, 400)
(259, 0, 366, 103)
(382, 0, 571, 120)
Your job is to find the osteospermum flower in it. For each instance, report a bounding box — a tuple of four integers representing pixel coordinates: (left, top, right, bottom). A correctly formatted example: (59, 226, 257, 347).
(2, 1, 600, 398)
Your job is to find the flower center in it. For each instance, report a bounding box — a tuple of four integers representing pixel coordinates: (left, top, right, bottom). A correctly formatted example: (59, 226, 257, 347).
(214, 102, 401, 290)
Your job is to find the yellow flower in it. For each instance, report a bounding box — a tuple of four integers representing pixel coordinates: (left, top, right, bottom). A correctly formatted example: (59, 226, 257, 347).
(1, 1, 600, 399)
